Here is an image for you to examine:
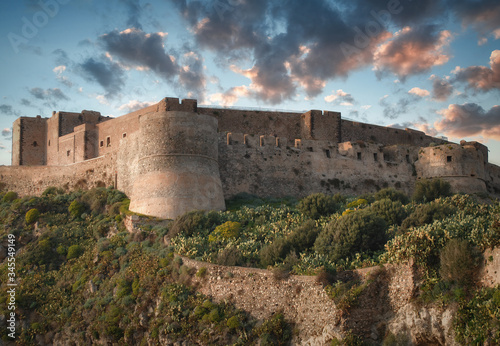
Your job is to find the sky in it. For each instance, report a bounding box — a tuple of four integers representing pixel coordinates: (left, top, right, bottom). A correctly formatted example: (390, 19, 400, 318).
(0, 0, 499, 166)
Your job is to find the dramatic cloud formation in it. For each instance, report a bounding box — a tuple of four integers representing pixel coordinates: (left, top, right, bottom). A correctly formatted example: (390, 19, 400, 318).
(408, 87, 430, 97)
(431, 75, 453, 101)
(78, 57, 126, 97)
(379, 95, 413, 119)
(173, 0, 394, 103)
(324, 89, 355, 106)
(29, 88, 69, 101)
(435, 103, 500, 139)
(373, 25, 452, 80)
(453, 50, 500, 92)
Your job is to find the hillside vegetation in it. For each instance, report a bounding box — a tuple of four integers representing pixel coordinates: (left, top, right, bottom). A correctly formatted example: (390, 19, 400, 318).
(0, 180, 499, 344)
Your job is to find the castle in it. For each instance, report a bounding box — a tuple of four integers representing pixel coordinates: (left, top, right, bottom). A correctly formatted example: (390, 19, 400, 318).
(1, 97, 500, 219)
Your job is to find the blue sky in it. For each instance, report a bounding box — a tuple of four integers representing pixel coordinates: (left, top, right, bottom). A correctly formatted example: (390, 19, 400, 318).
(0, 0, 499, 166)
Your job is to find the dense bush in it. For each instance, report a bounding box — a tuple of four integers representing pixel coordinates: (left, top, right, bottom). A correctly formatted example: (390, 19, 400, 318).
(25, 208, 40, 224)
(346, 198, 369, 209)
(67, 244, 84, 260)
(168, 210, 221, 238)
(287, 220, 320, 253)
(369, 199, 406, 226)
(439, 239, 476, 286)
(413, 178, 452, 202)
(260, 238, 291, 267)
(216, 247, 242, 266)
(297, 193, 340, 219)
(374, 188, 409, 204)
(400, 202, 455, 231)
(315, 210, 387, 261)
(42, 186, 64, 196)
(208, 221, 241, 242)
(2, 191, 18, 203)
(68, 200, 86, 219)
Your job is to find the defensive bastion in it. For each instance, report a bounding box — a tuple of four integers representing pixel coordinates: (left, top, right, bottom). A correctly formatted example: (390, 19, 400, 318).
(1, 97, 500, 219)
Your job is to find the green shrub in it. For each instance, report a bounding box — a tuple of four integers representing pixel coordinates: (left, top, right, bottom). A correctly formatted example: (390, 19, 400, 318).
(439, 239, 476, 286)
(216, 246, 242, 266)
(68, 200, 86, 219)
(168, 210, 221, 238)
(67, 244, 84, 260)
(454, 287, 500, 345)
(208, 221, 241, 242)
(257, 311, 291, 346)
(297, 193, 339, 219)
(346, 198, 369, 209)
(196, 267, 207, 278)
(81, 188, 108, 214)
(25, 208, 40, 224)
(314, 209, 387, 261)
(369, 199, 406, 226)
(260, 238, 291, 267)
(413, 178, 452, 202)
(42, 186, 64, 196)
(3, 191, 17, 203)
(374, 188, 409, 204)
(287, 220, 320, 253)
(227, 315, 241, 329)
(401, 202, 455, 231)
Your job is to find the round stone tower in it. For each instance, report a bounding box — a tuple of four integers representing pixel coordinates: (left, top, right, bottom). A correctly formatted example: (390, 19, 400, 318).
(129, 99, 225, 219)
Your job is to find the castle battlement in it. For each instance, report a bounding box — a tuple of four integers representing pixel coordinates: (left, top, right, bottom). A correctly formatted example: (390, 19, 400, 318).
(2, 96, 500, 219)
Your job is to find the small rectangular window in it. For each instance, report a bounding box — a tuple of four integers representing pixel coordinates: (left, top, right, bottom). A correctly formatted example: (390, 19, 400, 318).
(373, 153, 378, 161)
(406, 154, 410, 163)
(100, 140, 104, 147)
(106, 137, 111, 147)
(357, 152, 362, 160)
(447, 156, 452, 162)
(67, 150, 70, 156)
(122, 133, 127, 138)
(325, 149, 331, 158)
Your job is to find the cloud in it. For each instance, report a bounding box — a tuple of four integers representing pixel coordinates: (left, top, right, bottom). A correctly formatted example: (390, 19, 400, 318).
(435, 103, 500, 139)
(120, 0, 143, 30)
(100, 28, 177, 78)
(373, 25, 452, 80)
(378, 95, 412, 119)
(118, 100, 155, 113)
(53, 65, 73, 87)
(29, 87, 69, 101)
(78, 56, 125, 96)
(452, 50, 500, 92)
(173, 0, 392, 103)
(208, 86, 249, 107)
(178, 50, 206, 101)
(408, 87, 430, 97)
(0, 105, 20, 117)
(21, 99, 32, 107)
(2, 128, 12, 138)
(452, 0, 500, 41)
(431, 75, 453, 101)
(324, 89, 355, 106)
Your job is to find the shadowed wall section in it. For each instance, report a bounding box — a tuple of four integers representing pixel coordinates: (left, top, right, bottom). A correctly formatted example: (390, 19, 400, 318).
(128, 110, 226, 219)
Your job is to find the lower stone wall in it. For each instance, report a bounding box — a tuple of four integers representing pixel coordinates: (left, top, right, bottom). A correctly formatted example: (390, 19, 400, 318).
(0, 154, 117, 196)
(181, 256, 417, 345)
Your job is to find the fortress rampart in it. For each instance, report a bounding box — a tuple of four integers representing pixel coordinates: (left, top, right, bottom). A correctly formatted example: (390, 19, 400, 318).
(2, 97, 500, 219)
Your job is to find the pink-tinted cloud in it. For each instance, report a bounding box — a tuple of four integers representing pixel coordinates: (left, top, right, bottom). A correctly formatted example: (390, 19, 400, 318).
(453, 50, 500, 92)
(435, 103, 500, 140)
(373, 26, 452, 80)
(408, 87, 430, 97)
(430, 75, 453, 101)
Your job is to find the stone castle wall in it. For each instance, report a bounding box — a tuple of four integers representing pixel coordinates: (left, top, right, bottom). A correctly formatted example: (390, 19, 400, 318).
(4, 97, 500, 219)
